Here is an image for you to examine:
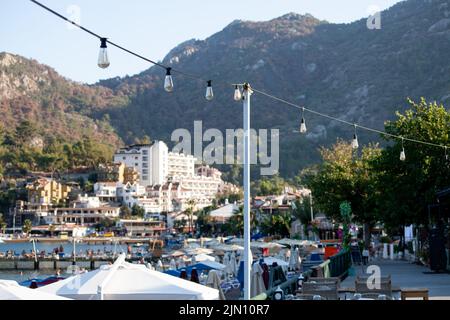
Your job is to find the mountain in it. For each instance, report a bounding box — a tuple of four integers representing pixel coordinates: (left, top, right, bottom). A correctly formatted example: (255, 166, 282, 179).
(0, 52, 126, 151)
(96, 0, 450, 177)
(3, 0, 450, 178)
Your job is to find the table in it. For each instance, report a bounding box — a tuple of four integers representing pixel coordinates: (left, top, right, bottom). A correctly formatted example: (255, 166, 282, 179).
(401, 288, 429, 300)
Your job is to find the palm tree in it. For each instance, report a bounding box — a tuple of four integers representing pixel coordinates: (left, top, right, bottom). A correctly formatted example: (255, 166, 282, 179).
(22, 219, 33, 236)
(185, 199, 197, 235)
(227, 206, 257, 236)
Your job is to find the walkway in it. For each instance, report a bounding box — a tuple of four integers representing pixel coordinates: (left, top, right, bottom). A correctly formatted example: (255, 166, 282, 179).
(341, 258, 450, 299)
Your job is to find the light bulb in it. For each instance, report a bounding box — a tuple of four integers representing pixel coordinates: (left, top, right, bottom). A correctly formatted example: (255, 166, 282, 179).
(400, 148, 406, 161)
(164, 68, 174, 92)
(351, 134, 359, 149)
(300, 118, 307, 133)
(234, 85, 242, 101)
(98, 38, 110, 69)
(205, 80, 214, 101)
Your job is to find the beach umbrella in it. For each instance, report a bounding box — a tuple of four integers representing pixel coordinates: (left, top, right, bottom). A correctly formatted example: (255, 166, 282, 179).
(38, 255, 219, 300)
(294, 247, 302, 269)
(263, 257, 289, 267)
(194, 253, 216, 262)
(206, 270, 225, 300)
(169, 259, 177, 270)
(177, 258, 186, 269)
(222, 253, 231, 276)
(250, 263, 266, 298)
(230, 252, 237, 276)
(156, 259, 164, 272)
(0, 280, 71, 300)
(180, 269, 188, 280)
(288, 248, 297, 271)
(190, 268, 200, 283)
(261, 264, 269, 290)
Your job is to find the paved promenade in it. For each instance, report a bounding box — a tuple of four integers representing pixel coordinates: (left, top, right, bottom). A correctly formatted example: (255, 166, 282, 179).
(341, 258, 450, 299)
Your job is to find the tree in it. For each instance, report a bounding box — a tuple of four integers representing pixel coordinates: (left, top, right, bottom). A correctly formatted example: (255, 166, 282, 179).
(22, 219, 33, 235)
(131, 204, 145, 219)
(185, 199, 197, 234)
(292, 198, 313, 236)
(15, 120, 37, 147)
(374, 98, 450, 230)
(224, 206, 257, 236)
(305, 140, 382, 247)
(260, 212, 292, 237)
(340, 201, 352, 250)
(252, 175, 286, 196)
(120, 206, 132, 219)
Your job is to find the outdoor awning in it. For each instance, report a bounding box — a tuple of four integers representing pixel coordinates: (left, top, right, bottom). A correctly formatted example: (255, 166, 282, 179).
(37, 254, 219, 300)
(0, 280, 71, 300)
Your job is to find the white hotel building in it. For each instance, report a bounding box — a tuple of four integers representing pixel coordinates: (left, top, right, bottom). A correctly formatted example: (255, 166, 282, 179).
(113, 141, 236, 214)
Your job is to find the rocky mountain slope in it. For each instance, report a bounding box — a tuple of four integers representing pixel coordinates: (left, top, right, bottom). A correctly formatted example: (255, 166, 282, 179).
(3, 0, 450, 177)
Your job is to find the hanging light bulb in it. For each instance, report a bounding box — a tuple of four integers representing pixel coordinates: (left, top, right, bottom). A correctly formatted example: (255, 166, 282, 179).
(98, 38, 110, 69)
(400, 138, 406, 161)
(164, 67, 174, 92)
(351, 124, 359, 149)
(205, 80, 214, 101)
(234, 85, 242, 101)
(300, 107, 307, 133)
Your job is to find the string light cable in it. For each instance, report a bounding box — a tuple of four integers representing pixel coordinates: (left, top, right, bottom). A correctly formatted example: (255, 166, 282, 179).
(29, 0, 450, 154)
(251, 88, 450, 151)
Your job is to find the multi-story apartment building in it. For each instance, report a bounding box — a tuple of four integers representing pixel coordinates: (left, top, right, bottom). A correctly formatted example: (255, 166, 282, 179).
(26, 178, 71, 209)
(97, 163, 125, 183)
(113, 141, 240, 215)
(123, 166, 140, 185)
(168, 152, 196, 179)
(113, 141, 169, 187)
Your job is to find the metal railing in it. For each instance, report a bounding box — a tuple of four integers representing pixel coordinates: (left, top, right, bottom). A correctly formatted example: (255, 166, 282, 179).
(252, 249, 352, 300)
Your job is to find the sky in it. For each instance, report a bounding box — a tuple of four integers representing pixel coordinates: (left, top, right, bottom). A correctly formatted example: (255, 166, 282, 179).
(1, 0, 403, 84)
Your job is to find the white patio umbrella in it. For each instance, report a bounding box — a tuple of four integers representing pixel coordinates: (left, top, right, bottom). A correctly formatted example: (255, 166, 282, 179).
(295, 247, 302, 269)
(38, 254, 219, 300)
(169, 258, 177, 270)
(263, 257, 289, 267)
(288, 247, 301, 270)
(206, 270, 225, 300)
(0, 280, 71, 300)
(194, 253, 216, 262)
(229, 252, 237, 276)
(250, 263, 266, 298)
(177, 258, 186, 269)
(156, 259, 164, 272)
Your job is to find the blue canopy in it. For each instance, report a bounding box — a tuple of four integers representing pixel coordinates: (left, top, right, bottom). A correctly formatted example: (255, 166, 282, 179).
(164, 261, 225, 278)
(164, 269, 182, 277)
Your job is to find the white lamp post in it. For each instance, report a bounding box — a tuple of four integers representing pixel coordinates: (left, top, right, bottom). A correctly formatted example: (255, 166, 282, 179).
(243, 83, 253, 300)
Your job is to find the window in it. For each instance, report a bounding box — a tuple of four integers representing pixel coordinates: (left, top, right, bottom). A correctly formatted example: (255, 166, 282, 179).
(143, 150, 148, 155)
(143, 163, 148, 168)
(143, 176, 148, 181)
(143, 169, 148, 175)
(123, 157, 126, 160)
(143, 156, 148, 162)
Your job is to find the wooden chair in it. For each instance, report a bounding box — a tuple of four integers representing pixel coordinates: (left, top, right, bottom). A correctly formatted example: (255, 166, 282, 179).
(308, 277, 341, 286)
(351, 293, 394, 300)
(302, 281, 339, 300)
(295, 294, 326, 300)
(401, 288, 429, 300)
(355, 276, 392, 296)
